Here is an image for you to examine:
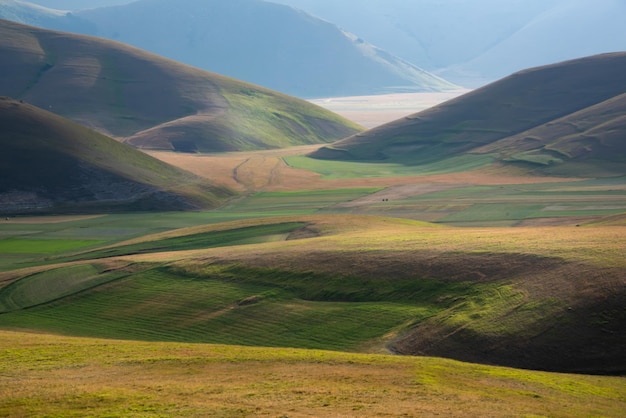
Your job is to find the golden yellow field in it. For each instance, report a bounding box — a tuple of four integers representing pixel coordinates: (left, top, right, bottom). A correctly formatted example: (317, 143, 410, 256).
(1, 330, 625, 417)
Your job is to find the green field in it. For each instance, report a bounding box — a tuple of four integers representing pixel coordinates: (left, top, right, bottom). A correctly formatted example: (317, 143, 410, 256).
(0, 265, 439, 350)
(0, 238, 105, 254)
(285, 154, 493, 178)
(222, 188, 382, 212)
(1, 160, 625, 416)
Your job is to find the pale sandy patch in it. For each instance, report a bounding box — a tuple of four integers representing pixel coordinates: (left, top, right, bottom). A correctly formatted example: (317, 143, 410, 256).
(310, 90, 470, 128)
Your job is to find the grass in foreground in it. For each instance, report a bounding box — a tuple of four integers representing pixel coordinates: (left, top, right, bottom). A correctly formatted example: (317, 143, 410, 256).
(0, 330, 624, 417)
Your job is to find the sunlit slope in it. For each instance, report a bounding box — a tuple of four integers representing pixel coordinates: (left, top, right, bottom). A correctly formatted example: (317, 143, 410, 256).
(311, 53, 626, 177)
(2, 331, 625, 417)
(0, 19, 361, 152)
(1, 214, 624, 374)
(0, 97, 233, 213)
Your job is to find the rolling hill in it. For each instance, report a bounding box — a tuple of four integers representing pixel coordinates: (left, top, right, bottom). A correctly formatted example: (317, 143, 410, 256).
(310, 52, 626, 177)
(0, 18, 362, 152)
(0, 0, 459, 98)
(1, 214, 624, 374)
(0, 97, 234, 214)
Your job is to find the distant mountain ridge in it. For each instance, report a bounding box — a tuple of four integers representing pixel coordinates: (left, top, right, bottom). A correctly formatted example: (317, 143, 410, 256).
(0, 0, 458, 97)
(272, 0, 626, 87)
(311, 53, 626, 177)
(0, 97, 234, 214)
(25, 0, 131, 8)
(0, 18, 361, 152)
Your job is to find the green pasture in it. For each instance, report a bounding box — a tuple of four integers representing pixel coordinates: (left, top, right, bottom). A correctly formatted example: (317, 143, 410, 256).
(0, 264, 127, 313)
(1, 179, 624, 270)
(0, 262, 559, 354)
(0, 237, 105, 254)
(0, 266, 432, 350)
(222, 188, 381, 213)
(61, 222, 305, 262)
(0, 188, 381, 269)
(285, 154, 492, 179)
(354, 179, 626, 225)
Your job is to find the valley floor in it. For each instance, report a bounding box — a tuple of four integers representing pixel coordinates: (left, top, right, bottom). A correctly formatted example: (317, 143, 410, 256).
(2, 91, 625, 416)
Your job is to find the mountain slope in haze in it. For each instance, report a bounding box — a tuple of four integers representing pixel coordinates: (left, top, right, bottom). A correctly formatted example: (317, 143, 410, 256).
(1, 0, 459, 98)
(0, 0, 96, 33)
(0, 97, 234, 214)
(311, 53, 626, 177)
(272, 0, 626, 87)
(441, 0, 626, 86)
(25, 0, 132, 9)
(0, 19, 361, 152)
(0, 0, 65, 21)
(272, 0, 558, 72)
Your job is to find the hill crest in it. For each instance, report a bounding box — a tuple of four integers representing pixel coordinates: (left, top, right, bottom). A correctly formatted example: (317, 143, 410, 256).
(0, 96, 233, 213)
(0, 18, 362, 152)
(310, 52, 626, 177)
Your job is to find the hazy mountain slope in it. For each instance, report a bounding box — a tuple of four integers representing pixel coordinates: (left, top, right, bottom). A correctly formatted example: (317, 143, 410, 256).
(0, 19, 361, 152)
(310, 53, 626, 177)
(0, 97, 234, 214)
(24, 0, 133, 10)
(10, 1, 623, 90)
(0, 0, 66, 20)
(0, 0, 97, 32)
(442, 0, 626, 86)
(35, 0, 457, 98)
(272, 0, 626, 87)
(272, 0, 557, 71)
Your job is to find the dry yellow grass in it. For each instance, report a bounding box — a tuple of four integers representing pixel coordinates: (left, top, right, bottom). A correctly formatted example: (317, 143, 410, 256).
(103, 214, 625, 269)
(1, 330, 625, 417)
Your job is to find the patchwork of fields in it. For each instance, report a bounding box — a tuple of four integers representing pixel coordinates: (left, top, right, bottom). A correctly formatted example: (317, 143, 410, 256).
(1, 94, 625, 416)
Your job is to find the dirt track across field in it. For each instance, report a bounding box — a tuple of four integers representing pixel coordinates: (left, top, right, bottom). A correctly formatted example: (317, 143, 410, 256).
(149, 90, 575, 215)
(150, 146, 572, 196)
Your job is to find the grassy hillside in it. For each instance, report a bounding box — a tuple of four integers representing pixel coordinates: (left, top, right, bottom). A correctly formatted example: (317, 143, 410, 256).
(311, 53, 626, 177)
(0, 18, 361, 152)
(471, 92, 626, 176)
(0, 97, 233, 213)
(2, 331, 625, 417)
(1, 214, 624, 374)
